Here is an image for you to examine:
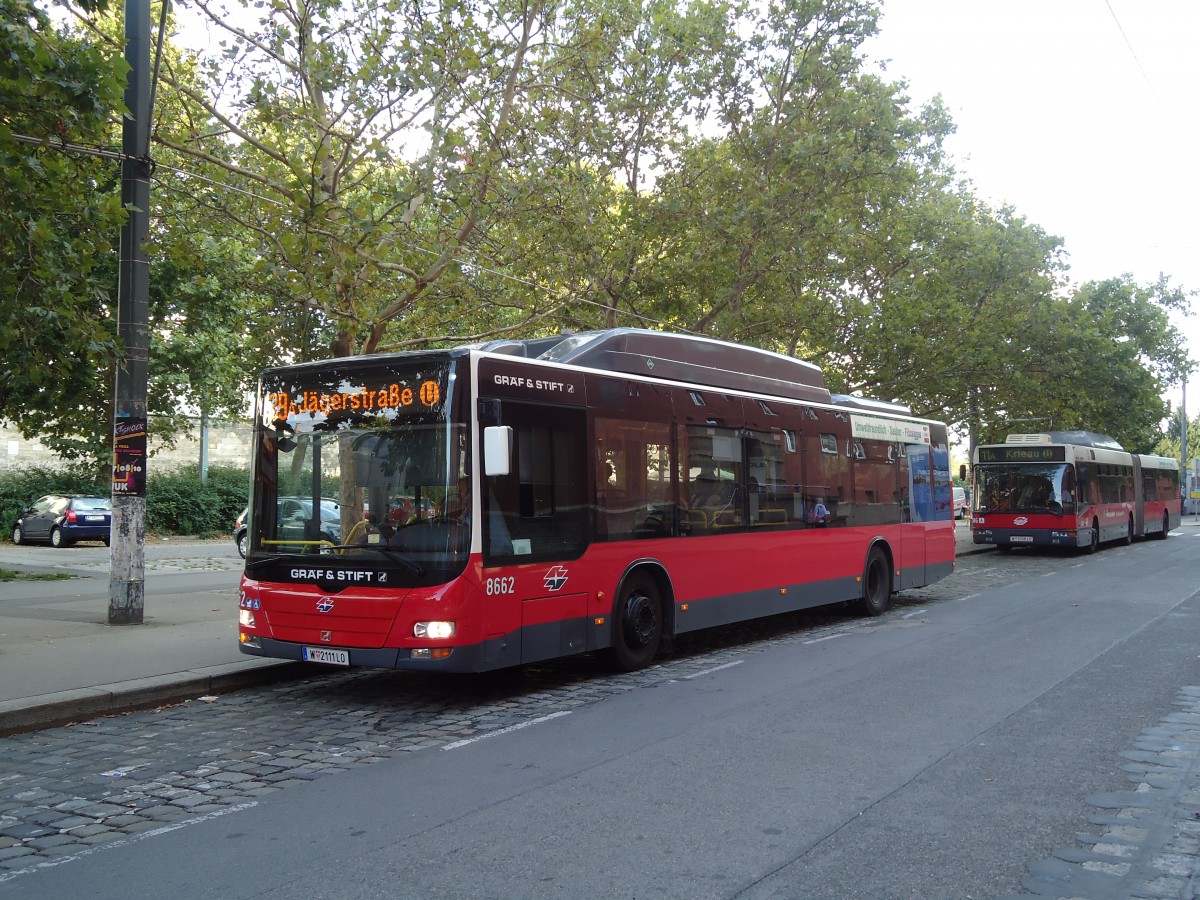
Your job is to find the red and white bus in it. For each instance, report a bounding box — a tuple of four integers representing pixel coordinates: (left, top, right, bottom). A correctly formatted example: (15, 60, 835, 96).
(970, 431, 1180, 552)
(237, 329, 956, 672)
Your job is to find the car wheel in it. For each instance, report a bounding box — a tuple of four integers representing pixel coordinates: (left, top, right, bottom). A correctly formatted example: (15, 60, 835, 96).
(237, 530, 248, 558)
(50, 526, 67, 548)
(12, 525, 23, 546)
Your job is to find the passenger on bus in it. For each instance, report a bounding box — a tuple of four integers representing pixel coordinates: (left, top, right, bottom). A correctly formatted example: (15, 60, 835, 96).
(443, 476, 471, 525)
(810, 497, 830, 526)
(692, 466, 725, 511)
(1018, 477, 1051, 509)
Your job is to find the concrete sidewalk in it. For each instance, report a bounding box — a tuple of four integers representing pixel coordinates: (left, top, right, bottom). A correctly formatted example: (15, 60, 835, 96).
(0, 521, 1028, 736)
(0, 541, 304, 736)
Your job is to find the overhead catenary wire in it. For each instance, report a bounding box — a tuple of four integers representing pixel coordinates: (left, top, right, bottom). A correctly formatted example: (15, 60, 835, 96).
(1104, 0, 1158, 100)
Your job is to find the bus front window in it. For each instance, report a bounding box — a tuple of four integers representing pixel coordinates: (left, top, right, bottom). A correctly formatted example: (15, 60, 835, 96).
(976, 463, 1074, 514)
(247, 357, 470, 585)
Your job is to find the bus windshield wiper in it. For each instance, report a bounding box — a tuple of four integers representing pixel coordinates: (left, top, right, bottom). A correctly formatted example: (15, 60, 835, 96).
(245, 554, 302, 571)
(323, 544, 426, 575)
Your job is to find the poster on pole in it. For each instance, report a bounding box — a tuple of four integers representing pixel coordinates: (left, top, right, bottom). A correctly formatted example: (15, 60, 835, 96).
(112, 416, 147, 496)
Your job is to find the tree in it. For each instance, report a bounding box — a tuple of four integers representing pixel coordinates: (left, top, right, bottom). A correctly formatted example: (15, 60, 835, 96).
(0, 0, 128, 464)
(1154, 412, 1200, 465)
(155, 0, 638, 359)
(1050, 276, 1192, 452)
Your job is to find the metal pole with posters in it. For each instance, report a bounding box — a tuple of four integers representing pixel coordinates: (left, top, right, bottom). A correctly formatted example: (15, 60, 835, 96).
(109, 0, 152, 625)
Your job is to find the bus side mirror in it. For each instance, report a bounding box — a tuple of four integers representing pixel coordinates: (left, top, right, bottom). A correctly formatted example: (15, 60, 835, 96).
(483, 426, 513, 476)
(958, 463, 967, 481)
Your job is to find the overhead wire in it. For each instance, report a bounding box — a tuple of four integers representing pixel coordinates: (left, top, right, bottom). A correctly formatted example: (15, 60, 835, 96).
(1103, 0, 1158, 99)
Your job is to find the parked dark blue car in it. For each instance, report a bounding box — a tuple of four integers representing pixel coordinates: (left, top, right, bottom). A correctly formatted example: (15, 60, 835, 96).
(11, 495, 112, 547)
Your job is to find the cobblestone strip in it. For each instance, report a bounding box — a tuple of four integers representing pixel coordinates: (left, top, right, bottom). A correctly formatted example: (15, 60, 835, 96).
(0, 560, 978, 883)
(1010, 686, 1200, 899)
(0, 607, 866, 881)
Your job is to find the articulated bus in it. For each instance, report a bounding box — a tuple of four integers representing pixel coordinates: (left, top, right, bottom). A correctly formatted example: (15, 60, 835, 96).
(970, 431, 1180, 553)
(237, 329, 956, 673)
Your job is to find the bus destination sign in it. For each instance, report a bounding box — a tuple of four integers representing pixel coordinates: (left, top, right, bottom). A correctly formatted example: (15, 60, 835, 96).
(977, 445, 1067, 463)
(269, 378, 444, 424)
(850, 413, 930, 445)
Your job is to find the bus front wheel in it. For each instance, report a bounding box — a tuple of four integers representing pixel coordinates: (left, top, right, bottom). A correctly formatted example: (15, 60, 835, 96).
(610, 574, 662, 672)
(1084, 519, 1099, 554)
(856, 546, 891, 617)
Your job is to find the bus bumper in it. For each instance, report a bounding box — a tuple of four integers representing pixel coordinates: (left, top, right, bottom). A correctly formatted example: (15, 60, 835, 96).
(972, 527, 1082, 548)
(239, 636, 496, 673)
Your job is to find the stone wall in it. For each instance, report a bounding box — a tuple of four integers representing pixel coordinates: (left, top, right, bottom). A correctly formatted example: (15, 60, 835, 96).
(0, 419, 254, 473)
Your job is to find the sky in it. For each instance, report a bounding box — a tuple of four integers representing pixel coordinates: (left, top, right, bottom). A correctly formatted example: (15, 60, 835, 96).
(861, 0, 1200, 416)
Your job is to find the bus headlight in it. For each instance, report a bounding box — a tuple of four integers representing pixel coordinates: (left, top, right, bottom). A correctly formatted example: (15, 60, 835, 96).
(414, 621, 456, 640)
(239, 609, 256, 628)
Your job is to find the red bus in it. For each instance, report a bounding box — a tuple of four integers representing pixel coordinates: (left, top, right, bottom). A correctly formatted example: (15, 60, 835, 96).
(970, 431, 1180, 552)
(237, 329, 956, 672)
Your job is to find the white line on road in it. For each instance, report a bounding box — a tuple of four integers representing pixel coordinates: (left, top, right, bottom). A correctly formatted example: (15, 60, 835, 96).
(682, 660, 745, 679)
(803, 633, 849, 645)
(442, 710, 572, 751)
(0, 802, 258, 883)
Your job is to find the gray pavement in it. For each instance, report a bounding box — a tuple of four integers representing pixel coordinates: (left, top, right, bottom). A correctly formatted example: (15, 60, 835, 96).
(0, 519, 1106, 736)
(0, 539, 302, 736)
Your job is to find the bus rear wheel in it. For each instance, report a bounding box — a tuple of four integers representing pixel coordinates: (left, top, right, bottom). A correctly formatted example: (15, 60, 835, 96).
(610, 574, 662, 671)
(856, 546, 891, 617)
(1156, 511, 1170, 539)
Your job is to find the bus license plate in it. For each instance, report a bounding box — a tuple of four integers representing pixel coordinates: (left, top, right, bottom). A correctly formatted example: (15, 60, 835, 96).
(1010, 536, 1033, 543)
(303, 646, 350, 666)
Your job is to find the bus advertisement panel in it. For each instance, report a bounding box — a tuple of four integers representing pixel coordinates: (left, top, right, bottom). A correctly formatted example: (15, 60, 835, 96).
(237, 329, 956, 674)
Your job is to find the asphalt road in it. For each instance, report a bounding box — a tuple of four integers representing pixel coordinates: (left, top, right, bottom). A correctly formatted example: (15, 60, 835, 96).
(1, 531, 1198, 899)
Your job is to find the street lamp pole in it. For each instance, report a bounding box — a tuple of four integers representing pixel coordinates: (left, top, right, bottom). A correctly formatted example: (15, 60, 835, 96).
(109, 0, 152, 625)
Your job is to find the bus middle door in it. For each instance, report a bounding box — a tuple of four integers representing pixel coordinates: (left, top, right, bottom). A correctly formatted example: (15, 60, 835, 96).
(899, 444, 929, 589)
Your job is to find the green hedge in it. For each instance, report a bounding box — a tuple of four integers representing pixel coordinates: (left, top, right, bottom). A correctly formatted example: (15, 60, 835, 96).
(1, 465, 250, 539)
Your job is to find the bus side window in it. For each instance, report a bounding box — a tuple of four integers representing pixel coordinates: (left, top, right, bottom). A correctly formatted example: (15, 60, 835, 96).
(593, 418, 671, 542)
(483, 405, 587, 565)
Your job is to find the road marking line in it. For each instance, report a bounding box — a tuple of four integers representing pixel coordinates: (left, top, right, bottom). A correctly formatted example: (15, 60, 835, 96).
(0, 802, 258, 883)
(682, 660, 744, 679)
(442, 710, 571, 750)
(803, 633, 849, 645)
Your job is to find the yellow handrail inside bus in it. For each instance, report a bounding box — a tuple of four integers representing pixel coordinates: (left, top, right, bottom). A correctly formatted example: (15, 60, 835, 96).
(260, 539, 334, 551)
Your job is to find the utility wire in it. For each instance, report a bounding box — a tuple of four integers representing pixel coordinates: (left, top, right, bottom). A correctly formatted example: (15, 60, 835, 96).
(1104, 0, 1158, 99)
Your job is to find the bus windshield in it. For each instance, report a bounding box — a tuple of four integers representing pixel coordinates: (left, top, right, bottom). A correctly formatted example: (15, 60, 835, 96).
(975, 463, 1075, 515)
(246, 355, 470, 585)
